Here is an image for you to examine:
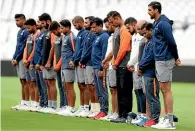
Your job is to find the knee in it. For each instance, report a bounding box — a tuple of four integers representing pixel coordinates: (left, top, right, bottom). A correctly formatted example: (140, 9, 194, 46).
(160, 84, 171, 94)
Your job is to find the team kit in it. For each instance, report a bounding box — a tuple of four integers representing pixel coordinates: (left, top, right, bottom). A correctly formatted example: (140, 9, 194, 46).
(10, 1, 181, 130)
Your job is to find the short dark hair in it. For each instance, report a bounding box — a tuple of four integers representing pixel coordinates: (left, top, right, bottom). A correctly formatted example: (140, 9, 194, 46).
(60, 19, 71, 28)
(103, 17, 108, 23)
(124, 17, 137, 25)
(25, 18, 36, 26)
(107, 11, 122, 18)
(148, 1, 162, 13)
(39, 13, 52, 21)
(49, 21, 60, 31)
(85, 16, 95, 21)
(72, 16, 84, 23)
(145, 23, 153, 30)
(15, 14, 26, 19)
(141, 22, 148, 30)
(90, 17, 103, 27)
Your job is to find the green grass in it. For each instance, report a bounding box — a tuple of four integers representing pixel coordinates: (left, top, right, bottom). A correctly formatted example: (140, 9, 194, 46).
(1, 77, 195, 131)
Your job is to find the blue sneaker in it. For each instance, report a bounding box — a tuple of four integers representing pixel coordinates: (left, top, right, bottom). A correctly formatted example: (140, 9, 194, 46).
(136, 117, 148, 126)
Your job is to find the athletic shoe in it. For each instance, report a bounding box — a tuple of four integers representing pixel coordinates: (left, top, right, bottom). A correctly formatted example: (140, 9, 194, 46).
(47, 108, 56, 114)
(92, 112, 107, 119)
(79, 110, 91, 118)
(73, 107, 84, 117)
(143, 119, 157, 127)
(99, 113, 111, 121)
(38, 107, 49, 113)
(151, 119, 176, 129)
(62, 107, 75, 116)
(87, 111, 99, 118)
(11, 104, 23, 110)
(131, 116, 141, 124)
(136, 116, 148, 126)
(108, 113, 119, 120)
(110, 117, 127, 123)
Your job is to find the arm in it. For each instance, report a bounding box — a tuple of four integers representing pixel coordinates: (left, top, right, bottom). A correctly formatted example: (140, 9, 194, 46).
(23, 42, 28, 61)
(99, 35, 109, 70)
(15, 32, 29, 61)
(138, 39, 145, 62)
(114, 26, 131, 66)
(46, 33, 56, 65)
(138, 43, 154, 71)
(127, 42, 139, 68)
(161, 21, 179, 60)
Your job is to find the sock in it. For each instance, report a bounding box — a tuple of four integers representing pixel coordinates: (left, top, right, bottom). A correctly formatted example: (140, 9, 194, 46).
(84, 105, 89, 111)
(94, 103, 100, 112)
(90, 103, 95, 112)
(52, 101, 57, 109)
(21, 100, 25, 105)
(167, 114, 174, 123)
(48, 100, 52, 108)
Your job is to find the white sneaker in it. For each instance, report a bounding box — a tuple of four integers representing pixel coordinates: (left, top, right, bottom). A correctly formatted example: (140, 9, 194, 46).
(87, 111, 99, 118)
(108, 113, 119, 120)
(61, 107, 75, 116)
(79, 110, 90, 118)
(30, 106, 39, 112)
(11, 104, 22, 110)
(151, 119, 176, 129)
(47, 108, 56, 114)
(38, 107, 50, 113)
(73, 107, 84, 117)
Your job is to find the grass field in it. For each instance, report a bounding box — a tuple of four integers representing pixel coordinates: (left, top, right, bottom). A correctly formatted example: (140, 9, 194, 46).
(1, 77, 195, 131)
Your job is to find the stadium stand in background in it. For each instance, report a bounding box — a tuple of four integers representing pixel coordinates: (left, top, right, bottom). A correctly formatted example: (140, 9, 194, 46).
(0, 0, 195, 66)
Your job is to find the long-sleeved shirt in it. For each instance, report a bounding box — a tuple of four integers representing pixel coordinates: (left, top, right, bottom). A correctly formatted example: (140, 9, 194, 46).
(152, 15, 179, 61)
(23, 30, 40, 62)
(113, 26, 131, 67)
(13, 28, 30, 61)
(127, 33, 144, 71)
(80, 31, 96, 66)
(138, 39, 155, 77)
(73, 29, 88, 65)
(92, 30, 109, 70)
(61, 32, 76, 69)
(31, 31, 45, 65)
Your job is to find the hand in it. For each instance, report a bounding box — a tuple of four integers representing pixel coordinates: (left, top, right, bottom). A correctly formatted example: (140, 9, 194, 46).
(69, 61, 75, 68)
(112, 63, 117, 70)
(45, 62, 51, 70)
(175, 59, 181, 66)
(23, 60, 30, 68)
(11, 60, 17, 66)
(40, 66, 44, 71)
(137, 68, 142, 76)
(79, 62, 85, 68)
(29, 64, 34, 70)
(102, 61, 109, 69)
(35, 64, 40, 70)
(98, 71, 103, 78)
(54, 67, 60, 72)
(128, 66, 135, 72)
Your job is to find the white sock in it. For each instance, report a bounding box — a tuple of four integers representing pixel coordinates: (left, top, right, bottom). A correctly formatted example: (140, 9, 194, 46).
(94, 103, 100, 112)
(21, 100, 25, 105)
(31, 101, 35, 107)
(141, 114, 146, 118)
(35, 102, 39, 107)
(48, 100, 52, 108)
(84, 105, 89, 111)
(90, 103, 95, 112)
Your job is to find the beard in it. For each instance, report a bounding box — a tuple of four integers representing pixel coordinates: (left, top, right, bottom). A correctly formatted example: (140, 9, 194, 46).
(85, 26, 91, 30)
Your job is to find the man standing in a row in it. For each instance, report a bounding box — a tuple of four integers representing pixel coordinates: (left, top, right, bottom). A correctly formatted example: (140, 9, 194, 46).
(72, 16, 89, 116)
(91, 17, 109, 119)
(107, 11, 133, 123)
(11, 14, 30, 110)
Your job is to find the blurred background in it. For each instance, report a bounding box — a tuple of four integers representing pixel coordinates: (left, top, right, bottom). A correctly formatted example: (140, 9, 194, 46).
(0, 0, 195, 82)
